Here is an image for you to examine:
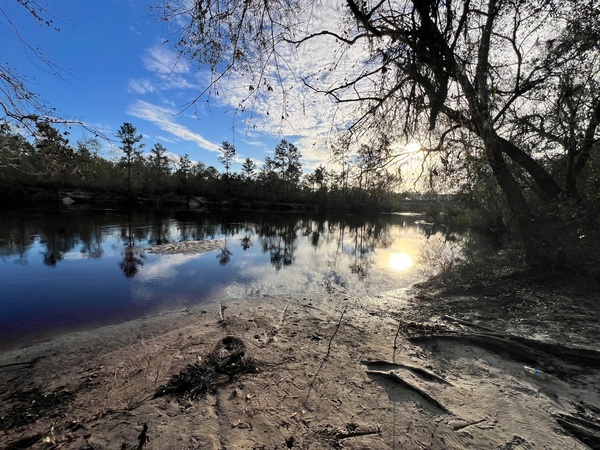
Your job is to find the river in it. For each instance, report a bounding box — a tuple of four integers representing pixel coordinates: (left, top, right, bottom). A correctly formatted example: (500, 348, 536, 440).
(0, 208, 470, 350)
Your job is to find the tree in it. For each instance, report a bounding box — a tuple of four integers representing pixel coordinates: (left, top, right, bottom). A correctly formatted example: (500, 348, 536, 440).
(159, 0, 600, 260)
(148, 143, 171, 192)
(34, 122, 75, 181)
(218, 141, 236, 177)
(0, 126, 35, 179)
(241, 157, 256, 180)
(116, 123, 144, 195)
(274, 139, 302, 187)
(76, 137, 102, 187)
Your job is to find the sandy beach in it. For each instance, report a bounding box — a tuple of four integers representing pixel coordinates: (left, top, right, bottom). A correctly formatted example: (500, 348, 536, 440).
(1, 279, 600, 449)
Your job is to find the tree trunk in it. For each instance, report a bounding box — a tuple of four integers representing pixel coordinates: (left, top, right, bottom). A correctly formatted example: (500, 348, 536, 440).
(481, 131, 538, 258)
(497, 137, 563, 200)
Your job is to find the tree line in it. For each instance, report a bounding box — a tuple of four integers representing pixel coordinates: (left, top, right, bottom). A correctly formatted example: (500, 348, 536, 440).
(0, 121, 409, 211)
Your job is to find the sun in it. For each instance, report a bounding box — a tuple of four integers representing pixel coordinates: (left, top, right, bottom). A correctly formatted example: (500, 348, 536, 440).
(389, 252, 413, 271)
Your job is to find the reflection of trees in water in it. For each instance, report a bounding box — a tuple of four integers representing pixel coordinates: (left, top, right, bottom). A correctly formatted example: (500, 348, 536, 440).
(80, 228, 104, 259)
(40, 227, 77, 266)
(0, 216, 30, 265)
(258, 219, 298, 270)
(149, 218, 175, 245)
(1, 211, 439, 281)
(240, 222, 253, 251)
(119, 245, 145, 278)
(217, 242, 233, 266)
(340, 218, 393, 279)
(119, 213, 146, 278)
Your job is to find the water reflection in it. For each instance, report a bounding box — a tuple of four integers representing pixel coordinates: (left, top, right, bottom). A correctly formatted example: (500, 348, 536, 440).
(119, 213, 146, 278)
(389, 252, 413, 271)
(217, 244, 233, 266)
(0, 209, 480, 349)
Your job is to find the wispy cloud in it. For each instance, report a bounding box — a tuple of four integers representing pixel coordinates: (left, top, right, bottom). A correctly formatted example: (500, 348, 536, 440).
(127, 100, 221, 154)
(128, 78, 156, 94)
(134, 44, 200, 92)
(143, 45, 189, 77)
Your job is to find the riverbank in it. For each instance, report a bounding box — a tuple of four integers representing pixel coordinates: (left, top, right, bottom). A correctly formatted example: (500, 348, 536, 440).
(1, 271, 599, 449)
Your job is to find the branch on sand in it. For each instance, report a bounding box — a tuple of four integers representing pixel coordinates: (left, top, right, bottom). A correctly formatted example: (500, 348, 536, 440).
(366, 370, 450, 413)
(335, 426, 381, 440)
(324, 306, 347, 361)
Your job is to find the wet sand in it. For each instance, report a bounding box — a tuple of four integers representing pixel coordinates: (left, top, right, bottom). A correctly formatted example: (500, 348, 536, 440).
(2, 285, 599, 449)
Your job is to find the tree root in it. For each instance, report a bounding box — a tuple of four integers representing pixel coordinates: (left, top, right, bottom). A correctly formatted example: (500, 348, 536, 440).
(409, 332, 600, 368)
(361, 359, 452, 385)
(409, 333, 540, 365)
(554, 413, 600, 449)
(366, 370, 450, 413)
(441, 315, 499, 333)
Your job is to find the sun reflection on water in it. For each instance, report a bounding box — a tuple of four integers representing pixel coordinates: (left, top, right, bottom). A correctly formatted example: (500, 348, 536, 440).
(389, 252, 413, 271)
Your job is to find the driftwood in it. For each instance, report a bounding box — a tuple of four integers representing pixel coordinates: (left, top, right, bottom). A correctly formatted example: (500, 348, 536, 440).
(366, 370, 450, 413)
(361, 359, 452, 385)
(554, 413, 600, 449)
(409, 332, 600, 367)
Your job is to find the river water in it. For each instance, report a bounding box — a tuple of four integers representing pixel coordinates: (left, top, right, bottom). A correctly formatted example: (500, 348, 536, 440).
(0, 209, 469, 349)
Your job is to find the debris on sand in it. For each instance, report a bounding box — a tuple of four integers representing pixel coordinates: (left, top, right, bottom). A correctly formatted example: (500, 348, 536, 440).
(154, 336, 258, 400)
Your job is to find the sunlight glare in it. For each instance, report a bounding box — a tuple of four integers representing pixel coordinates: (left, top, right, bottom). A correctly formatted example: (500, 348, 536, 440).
(405, 141, 421, 153)
(389, 252, 413, 271)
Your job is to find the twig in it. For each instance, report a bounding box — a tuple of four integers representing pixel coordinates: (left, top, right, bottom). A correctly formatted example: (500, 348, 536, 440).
(362, 360, 452, 385)
(219, 303, 226, 322)
(336, 426, 381, 440)
(325, 306, 348, 360)
(392, 320, 402, 361)
(280, 301, 290, 326)
(137, 422, 149, 450)
(366, 370, 450, 413)
(0, 356, 43, 369)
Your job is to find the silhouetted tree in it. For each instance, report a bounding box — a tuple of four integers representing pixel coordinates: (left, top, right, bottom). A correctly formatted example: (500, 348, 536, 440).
(116, 123, 144, 195)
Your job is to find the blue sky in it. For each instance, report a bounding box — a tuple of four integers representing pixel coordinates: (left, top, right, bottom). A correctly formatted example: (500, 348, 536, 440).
(1, 0, 325, 172)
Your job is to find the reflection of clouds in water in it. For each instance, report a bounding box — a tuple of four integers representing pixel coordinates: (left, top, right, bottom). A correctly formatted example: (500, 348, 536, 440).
(222, 262, 326, 298)
(137, 253, 201, 282)
(223, 244, 355, 298)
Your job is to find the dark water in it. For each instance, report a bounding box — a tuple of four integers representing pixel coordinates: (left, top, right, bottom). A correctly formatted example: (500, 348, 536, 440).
(0, 209, 468, 349)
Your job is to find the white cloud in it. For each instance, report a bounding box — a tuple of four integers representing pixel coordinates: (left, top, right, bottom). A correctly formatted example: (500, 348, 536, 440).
(155, 134, 180, 144)
(143, 45, 190, 77)
(127, 100, 221, 154)
(128, 78, 156, 94)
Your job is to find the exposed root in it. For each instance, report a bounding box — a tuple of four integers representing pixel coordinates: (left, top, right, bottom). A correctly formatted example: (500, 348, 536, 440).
(361, 359, 452, 385)
(366, 370, 450, 413)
